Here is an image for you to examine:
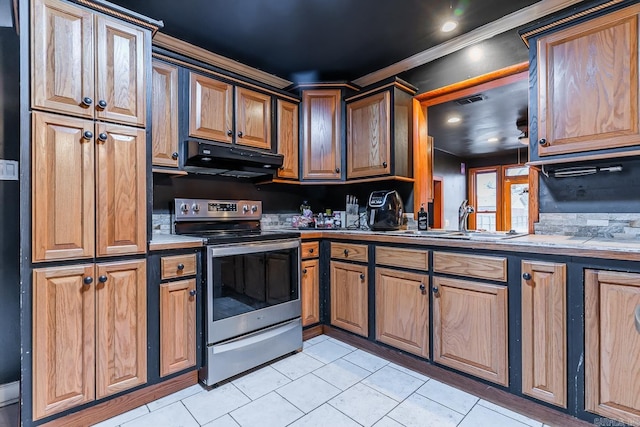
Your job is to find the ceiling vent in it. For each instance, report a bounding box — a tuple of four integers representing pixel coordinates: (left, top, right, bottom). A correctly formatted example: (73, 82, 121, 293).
(455, 95, 485, 105)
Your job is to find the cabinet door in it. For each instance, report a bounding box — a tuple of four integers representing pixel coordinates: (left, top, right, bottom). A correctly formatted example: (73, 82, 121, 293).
(330, 261, 368, 336)
(32, 112, 95, 261)
(537, 5, 640, 156)
(96, 260, 147, 398)
(301, 259, 320, 326)
(160, 279, 197, 377)
(152, 60, 179, 167)
(585, 270, 640, 425)
(236, 87, 272, 149)
(95, 123, 146, 257)
(375, 268, 429, 358)
(95, 15, 146, 126)
(521, 261, 567, 407)
(32, 264, 95, 420)
(189, 72, 233, 143)
(302, 89, 342, 180)
(276, 99, 299, 179)
(347, 91, 391, 179)
(432, 276, 508, 386)
(31, 0, 94, 119)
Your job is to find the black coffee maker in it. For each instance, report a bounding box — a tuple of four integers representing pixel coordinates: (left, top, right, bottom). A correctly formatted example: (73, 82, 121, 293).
(366, 190, 404, 231)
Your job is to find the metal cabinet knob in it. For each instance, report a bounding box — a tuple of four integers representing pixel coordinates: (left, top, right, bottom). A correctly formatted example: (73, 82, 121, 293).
(432, 285, 439, 294)
(83, 276, 93, 285)
(98, 133, 108, 142)
(335, 167, 340, 173)
(343, 249, 349, 256)
(83, 130, 93, 140)
(303, 268, 308, 274)
(97, 99, 107, 109)
(309, 248, 314, 253)
(82, 97, 93, 106)
(382, 161, 388, 168)
(419, 283, 426, 294)
(237, 131, 243, 137)
(227, 130, 233, 136)
(538, 138, 548, 146)
(177, 263, 185, 271)
(522, 272, 532, 280)
(189, 289, 197, 297)
(359, 273, 365, 281)
(172, 152, 179, 160)
(98, 275, 108, 283)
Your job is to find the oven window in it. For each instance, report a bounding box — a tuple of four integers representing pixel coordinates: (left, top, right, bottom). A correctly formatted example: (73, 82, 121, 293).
(211, 247, 299, 321)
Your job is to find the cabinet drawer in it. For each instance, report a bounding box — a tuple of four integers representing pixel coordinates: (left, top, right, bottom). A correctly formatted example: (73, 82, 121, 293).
(331, 242, 368, 263)
(376, 246, 429, 271)
(161, 254, 197, 280)
(301, 241, 319, 259)
(433, 251, 507, 282)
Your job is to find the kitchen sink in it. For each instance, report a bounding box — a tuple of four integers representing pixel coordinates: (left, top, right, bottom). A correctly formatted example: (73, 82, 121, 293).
(396, 229, 527, 240)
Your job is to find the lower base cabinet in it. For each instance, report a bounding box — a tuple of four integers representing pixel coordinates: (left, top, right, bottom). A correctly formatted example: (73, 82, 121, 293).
(32, 260, 147, 420)
(160, 279, 197, 377)
(521, 260, 567, 407)
(375, 267, 429, 358)
(301, 258, 320, 326)
(585, 269, 640, 425)
(432, 276, 508, 386)
(330, 260, 368, 336)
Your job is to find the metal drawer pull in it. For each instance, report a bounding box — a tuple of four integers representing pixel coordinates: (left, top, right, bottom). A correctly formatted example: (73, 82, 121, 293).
(635, 305, 640, 333)
(343, 249, 349, 256)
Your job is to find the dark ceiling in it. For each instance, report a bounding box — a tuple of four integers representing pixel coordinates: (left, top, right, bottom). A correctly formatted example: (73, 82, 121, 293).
(428, 79, 529, 158)
(109, 0, 540, 82)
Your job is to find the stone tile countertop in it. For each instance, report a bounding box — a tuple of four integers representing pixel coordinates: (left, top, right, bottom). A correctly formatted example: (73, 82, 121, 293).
(292, 228, 640, 262)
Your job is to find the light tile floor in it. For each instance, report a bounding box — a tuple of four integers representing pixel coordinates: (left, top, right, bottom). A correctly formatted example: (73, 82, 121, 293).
(90, 335, 551, 427)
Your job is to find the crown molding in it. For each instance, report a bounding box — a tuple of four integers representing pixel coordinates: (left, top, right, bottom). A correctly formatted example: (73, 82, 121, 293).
(352, 0, 585, 87)
(153, 32, 293, 89)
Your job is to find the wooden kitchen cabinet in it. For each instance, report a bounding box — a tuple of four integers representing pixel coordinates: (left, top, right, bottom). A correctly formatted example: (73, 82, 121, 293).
(276, 99, 299, 179)
(347, 91, 391, 178)
(521, 260, 567, 407)
(189, 72, 272, 150)
(32, 0, 146, 127)
(160, 279, 197, 377)
(32, 112, 146, 262)
(585, 269, 640, 425)
(33, 260, 147, 419)
(152, 60, 180, 167)
(301, 89, 342, 180)
(346, 80, 416, 179)
(330, 261, 368, 336)
(531, 3, 640, 159)
(301, 259, 320, 326)
(235, 87, 271, 150)
(432, 276, 508, 386)
(375, 267, 429, 358)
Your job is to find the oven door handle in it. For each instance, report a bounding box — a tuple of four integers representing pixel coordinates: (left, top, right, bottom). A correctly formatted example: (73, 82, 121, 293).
(208, 238, 300, 257)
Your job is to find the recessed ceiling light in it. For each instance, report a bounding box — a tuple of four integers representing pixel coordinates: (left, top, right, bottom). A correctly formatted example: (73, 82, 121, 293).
(447, 116, 461, 124)
(488, 137, 499, 143)
(441, 20, 457, 32)
(469, 46, 483, 61)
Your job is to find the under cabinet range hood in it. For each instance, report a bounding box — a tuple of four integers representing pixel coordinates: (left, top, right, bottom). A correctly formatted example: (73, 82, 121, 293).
(182, 140, 284, 179)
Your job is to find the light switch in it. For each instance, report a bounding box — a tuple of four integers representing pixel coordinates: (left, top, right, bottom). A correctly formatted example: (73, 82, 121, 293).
(0, 159, 18, 180)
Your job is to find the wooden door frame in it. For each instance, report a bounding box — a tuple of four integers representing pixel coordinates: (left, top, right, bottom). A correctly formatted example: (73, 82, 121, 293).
(433, 175, 443, 229)
(411, 62, 539, 234)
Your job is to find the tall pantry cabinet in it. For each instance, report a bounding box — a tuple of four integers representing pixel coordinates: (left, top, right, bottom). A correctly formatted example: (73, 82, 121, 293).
(27, 0, 156, 421)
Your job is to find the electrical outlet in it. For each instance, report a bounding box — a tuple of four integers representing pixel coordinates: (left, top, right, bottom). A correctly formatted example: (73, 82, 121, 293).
(0, 160, 18, 180)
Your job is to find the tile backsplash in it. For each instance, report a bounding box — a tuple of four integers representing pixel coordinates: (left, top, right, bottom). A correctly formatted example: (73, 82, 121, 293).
(534, 213, 640, 239)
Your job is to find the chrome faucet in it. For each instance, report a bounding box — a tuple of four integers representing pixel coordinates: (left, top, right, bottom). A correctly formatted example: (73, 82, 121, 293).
(458, 199, 475, 232)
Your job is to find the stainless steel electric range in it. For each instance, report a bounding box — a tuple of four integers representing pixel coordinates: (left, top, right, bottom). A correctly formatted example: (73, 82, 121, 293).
(174, 198, 302, 386)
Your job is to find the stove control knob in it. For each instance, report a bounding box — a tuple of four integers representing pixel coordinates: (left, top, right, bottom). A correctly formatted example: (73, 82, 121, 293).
(242, 205, 249, 213)
(192, 203, 200, 213)
(180, 203, 189, 214)
(251, 205, 258, 213)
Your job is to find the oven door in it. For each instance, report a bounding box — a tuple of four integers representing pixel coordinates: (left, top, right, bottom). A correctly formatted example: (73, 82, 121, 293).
(206, 238, 301, 344)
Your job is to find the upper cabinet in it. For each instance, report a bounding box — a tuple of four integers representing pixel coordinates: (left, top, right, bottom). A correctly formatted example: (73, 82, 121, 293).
(524, 3, 640, 163)
(32, 0, 147, 127)
(189, 72, 272, 150)
(276, 99, 299, 179)
(152, 60, 180, 167)
(301, 89, 342, 180)
(346, 79, 416, 180)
